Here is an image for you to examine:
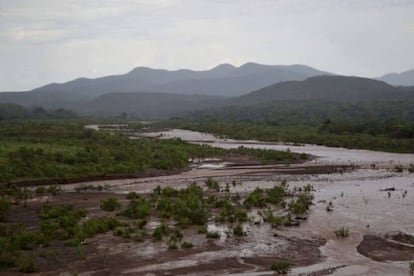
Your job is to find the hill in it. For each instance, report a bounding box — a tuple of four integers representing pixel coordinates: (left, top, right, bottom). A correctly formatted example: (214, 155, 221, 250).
(189, 76, 414, 124)
(379, 69, 414, 86)
(75, 92, 225, 118)
(235, 76, 408, 105)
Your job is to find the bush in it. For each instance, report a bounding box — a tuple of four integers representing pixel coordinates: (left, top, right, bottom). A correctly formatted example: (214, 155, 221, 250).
(270, 260, 291, 273)
(126, 192, 139, 200)
(0, 198, 10, 222)
(18, 257, 36, 273)
(156, 183, 208, 226)
(394, 164, 404, 172)
(408, 163, 414, 173)
(205, 177, 220, 192)
(152, 223, 169, 241)
(232, 224, 244, 236)
(119, 198, 150, 219)
(289, 192, 313, 215)
(206, 231, 220, 239)
(46, 185, 62, 195)
(334, 227, 349, 238)
(100, 197, 121, 212)
(181, 241, 193, 248)
(244, 188, 266, 208)
(35, 186, 46, 196)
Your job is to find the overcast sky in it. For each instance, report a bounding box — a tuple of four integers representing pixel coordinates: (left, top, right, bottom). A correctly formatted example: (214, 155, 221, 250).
(1, 0, 414, 91)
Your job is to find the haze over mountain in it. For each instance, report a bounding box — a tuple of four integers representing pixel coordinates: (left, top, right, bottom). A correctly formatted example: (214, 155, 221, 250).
(379, 69, 414, 87)
(31, 62, 331, 97)
(235, 76, 412, 105)
(1, 62, 414, 119)
(191, 76, 414, 123)
(76, 76, 414, 119)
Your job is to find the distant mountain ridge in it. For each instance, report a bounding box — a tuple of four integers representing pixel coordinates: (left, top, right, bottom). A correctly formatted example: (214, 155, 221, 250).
(31, 62, 331, 97)
(379, 69, 414, 86)
(235, 75, 408, 105)
(1, 62, 414, 119)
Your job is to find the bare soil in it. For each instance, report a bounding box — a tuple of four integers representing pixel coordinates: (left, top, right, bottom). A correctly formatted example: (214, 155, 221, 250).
(357, 234, 414, 262)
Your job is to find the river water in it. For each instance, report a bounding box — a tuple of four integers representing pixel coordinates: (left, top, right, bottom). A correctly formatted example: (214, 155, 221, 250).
(83, 126, 414, 275)
(141, 129, 414, 275)
(143, 128, 414, 168)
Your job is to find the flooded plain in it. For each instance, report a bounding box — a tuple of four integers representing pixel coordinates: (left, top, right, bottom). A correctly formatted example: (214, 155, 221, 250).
(65, 128, 414, 275)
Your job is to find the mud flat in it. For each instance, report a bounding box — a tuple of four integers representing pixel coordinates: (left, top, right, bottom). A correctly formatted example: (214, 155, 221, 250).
(6, 127, 412, 275)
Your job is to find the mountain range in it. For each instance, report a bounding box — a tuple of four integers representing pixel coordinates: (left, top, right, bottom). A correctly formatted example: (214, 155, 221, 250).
(0, 62, 413, 119)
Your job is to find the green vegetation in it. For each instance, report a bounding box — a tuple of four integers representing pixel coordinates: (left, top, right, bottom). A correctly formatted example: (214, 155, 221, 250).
(0, 120, 305, 183)
(155, 183, 208, 226)
(334, 227, 350, 238)
(206, 231, 220, 239)
(0, 198, 10, 222)
(232, 224, 245, 236)
(270, 260, 291, 273)
(100, 197, 121, 212)
(157, 119, 414, 153)
(244, 183, 287, 209)
(205, 177, 220, 192)
(0, 178, 314, 273)
(119, 197, 151, 219)
(288, 192, 314, 215)
(0, 103, 76, 121)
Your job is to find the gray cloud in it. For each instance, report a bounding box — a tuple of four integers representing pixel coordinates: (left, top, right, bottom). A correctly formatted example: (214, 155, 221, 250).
(0, 0, 413, 90)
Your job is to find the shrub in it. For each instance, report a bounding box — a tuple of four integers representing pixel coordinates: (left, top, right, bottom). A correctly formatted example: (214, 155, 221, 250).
(262, 210, 290, 227)
(18, 257, 36, 273)
(152, 223, 169, 241)
(244, 188, 266, 208)
(167, 240, 177, 249)
(206, 231, 220, 239)
(232, 224, 244, 236)
(409, 163, 414, 173)
(181, 241, 193, 248)
(198, 226, 207, 234)
(35, 186, 46, 196)
(205, 177, 220, 192)
(82, 217, 120, 238)
(46, 185, 62, 195)
(334, 227, 349, 238)
(100, 197, 121, 212)
(394, 164, 403, 172)
(157, 183, 208, 226)
(119, 198, 150, 219)
(270, 260, 291, 273)
(289, 192, 313, 215)
(0, 198, 10, 222)
(126, 192, 139, 200)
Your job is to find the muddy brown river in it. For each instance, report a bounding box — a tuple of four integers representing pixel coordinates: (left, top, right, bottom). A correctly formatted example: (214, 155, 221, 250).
(79, 127, 414, 275)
